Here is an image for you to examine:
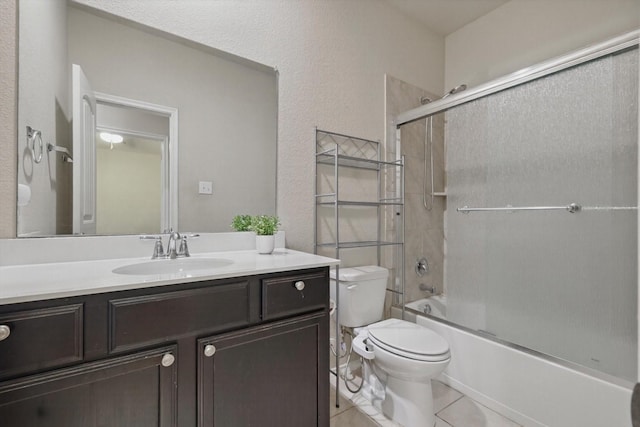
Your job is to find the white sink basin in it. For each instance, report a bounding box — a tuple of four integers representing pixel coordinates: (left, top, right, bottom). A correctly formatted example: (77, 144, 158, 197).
(112, 257, 234, 275)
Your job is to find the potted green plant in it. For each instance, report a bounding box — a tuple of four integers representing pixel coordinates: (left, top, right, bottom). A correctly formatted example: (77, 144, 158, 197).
(249, 215, 280, 254)
(231, 214, 253, 232)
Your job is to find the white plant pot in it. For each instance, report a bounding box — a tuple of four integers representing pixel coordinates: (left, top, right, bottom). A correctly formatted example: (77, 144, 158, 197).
(256, 235, 275, 254)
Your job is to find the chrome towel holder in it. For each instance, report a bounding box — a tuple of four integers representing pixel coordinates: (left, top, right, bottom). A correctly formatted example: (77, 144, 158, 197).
(26, 126, 43, 164)
(47, 143, 73, 163)
(26, 125, 73, 164)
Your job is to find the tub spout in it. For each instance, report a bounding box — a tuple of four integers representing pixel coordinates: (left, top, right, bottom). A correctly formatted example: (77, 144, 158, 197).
(419, 283, 436, 294)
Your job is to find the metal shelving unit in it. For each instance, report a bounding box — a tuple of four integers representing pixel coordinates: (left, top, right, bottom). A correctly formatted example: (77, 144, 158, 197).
(313, 128, 404, 407)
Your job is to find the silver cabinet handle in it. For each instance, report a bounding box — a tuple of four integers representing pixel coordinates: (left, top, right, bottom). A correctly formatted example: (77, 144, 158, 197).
(0, 325, 10, 342)
(294, 281, 305, 291)
(204, 344, 216, 357)
(161, 353, 175, 367)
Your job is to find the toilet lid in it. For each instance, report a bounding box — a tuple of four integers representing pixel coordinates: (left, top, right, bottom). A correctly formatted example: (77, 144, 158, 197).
(367, 319, 450, 362)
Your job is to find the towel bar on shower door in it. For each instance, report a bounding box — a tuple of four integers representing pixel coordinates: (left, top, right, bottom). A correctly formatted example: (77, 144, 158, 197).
(457, 203, 582, 213)
(457, 204, 639, 214)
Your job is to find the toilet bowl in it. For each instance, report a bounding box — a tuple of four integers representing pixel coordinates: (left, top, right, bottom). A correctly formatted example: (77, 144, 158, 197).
(331, 266, 451, 427)
(353, 318, 450, 427)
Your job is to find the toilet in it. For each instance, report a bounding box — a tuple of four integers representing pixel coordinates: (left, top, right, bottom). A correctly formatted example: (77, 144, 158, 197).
(330, 266, 450, 427)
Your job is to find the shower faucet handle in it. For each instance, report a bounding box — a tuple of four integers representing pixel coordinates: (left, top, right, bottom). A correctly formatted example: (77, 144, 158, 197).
(415, 258, 429, 276)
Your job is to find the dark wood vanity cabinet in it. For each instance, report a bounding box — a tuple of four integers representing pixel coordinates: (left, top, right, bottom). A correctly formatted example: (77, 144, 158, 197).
(0, 346, 178, 427)
(0, 267, 330, 427)
(198, 312, 328, 427)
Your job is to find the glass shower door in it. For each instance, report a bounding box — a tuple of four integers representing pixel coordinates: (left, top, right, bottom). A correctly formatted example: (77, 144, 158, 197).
(444, 46, 639, 381)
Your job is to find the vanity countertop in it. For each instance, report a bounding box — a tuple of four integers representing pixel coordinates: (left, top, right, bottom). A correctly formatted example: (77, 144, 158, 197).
(0, 249, 339, 306)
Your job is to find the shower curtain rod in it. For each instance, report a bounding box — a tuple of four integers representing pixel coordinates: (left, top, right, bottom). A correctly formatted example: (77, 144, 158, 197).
(395, 29, 640, 127)
(457, 204, 638, 214)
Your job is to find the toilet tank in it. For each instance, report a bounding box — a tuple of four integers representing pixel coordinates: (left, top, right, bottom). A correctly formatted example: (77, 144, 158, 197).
(330, 266, 389, 327)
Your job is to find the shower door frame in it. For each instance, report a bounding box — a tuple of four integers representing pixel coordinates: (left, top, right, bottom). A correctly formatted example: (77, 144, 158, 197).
(396, 30, 639, 127)
(394, 29, 640, 385)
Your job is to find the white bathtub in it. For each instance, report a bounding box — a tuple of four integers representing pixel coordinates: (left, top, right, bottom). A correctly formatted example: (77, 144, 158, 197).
(393, 297, 634, 427)
(405, 296, 447, 319)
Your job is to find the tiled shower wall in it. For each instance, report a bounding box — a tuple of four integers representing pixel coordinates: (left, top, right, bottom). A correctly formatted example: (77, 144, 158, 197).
(384, 75, 445, 306)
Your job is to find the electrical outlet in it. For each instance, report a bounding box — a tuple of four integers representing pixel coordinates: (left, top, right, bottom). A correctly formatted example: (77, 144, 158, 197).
(198, 181, 213, 195)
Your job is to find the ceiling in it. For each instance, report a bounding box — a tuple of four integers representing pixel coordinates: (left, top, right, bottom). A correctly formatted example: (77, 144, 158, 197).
(385, 0, 509, 36)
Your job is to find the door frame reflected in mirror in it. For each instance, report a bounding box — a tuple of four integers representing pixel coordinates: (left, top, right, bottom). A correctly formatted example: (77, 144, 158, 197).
(93, 92, 178, 234)
(95, 125, 168, 235)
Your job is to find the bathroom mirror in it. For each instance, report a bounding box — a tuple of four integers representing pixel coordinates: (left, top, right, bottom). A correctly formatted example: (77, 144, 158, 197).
(16, 0, 277, 237)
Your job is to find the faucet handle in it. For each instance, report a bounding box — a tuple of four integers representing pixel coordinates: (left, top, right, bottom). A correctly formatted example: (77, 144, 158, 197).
(153, 237, 165, 259)
(140, 235, 165, 259)
(178, 234, 200, 257)
(140, 234, 161, 240)
(179, 236, 190, 257)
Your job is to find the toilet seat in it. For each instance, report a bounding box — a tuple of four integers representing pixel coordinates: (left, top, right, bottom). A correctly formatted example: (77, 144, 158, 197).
(367, 319, 450, 362)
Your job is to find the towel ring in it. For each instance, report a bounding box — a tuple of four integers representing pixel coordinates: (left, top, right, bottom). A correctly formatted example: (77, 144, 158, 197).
(26, 126, 43, 164)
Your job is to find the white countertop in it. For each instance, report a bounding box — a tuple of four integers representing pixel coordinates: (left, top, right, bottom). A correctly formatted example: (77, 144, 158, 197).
(0, 249, 339, 305)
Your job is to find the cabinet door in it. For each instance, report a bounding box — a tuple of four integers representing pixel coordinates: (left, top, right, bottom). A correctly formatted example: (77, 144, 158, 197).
(198, 312, 329, 427)
(0, 304, 84, 380)
(0, 346, 177, 427)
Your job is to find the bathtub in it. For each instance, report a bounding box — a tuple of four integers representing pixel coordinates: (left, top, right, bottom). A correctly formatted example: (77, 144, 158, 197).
(392, 296, 634, 427)
(405, 296, 447, 319)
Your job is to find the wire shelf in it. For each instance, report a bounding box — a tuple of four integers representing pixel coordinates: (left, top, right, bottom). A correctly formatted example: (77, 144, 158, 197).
(316, 130, 379, 160)
(314, 128, 404, 409)
(315, 240, 403, 249)
(317, 199, 404, 207)
(316, 152, 403, 170)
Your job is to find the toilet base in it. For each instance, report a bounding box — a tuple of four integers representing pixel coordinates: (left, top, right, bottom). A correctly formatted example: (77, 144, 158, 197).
(381, 375, 435, 427)
(361, 362, 436, 427)
(352, 319, 450, 427)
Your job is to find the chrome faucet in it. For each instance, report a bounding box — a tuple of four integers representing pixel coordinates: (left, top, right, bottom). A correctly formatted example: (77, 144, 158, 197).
(141, 231, 197, 259)
(166, 231, 181, 259)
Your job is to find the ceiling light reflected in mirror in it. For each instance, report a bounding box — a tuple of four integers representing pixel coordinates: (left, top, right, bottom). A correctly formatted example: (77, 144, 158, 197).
(99, 132, 124, 144)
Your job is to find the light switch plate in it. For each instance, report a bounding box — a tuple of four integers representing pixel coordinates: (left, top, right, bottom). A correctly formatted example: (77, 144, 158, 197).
(199, 181, 213, 195)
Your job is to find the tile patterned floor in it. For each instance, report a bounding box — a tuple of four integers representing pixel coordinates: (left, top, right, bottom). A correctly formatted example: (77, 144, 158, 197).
(329, 376, 522, 427)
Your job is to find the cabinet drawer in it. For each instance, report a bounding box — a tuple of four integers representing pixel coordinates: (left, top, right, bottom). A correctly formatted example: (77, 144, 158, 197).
(109, 281, 251, 353)
(262, 271, 328, 320)
(0, 304, 83, 379)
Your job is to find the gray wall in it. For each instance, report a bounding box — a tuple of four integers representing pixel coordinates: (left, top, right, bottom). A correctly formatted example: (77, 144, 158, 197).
(17, 0, 70, 236)
(0, 0, 17, 239)
(445, 0, 640, 89)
